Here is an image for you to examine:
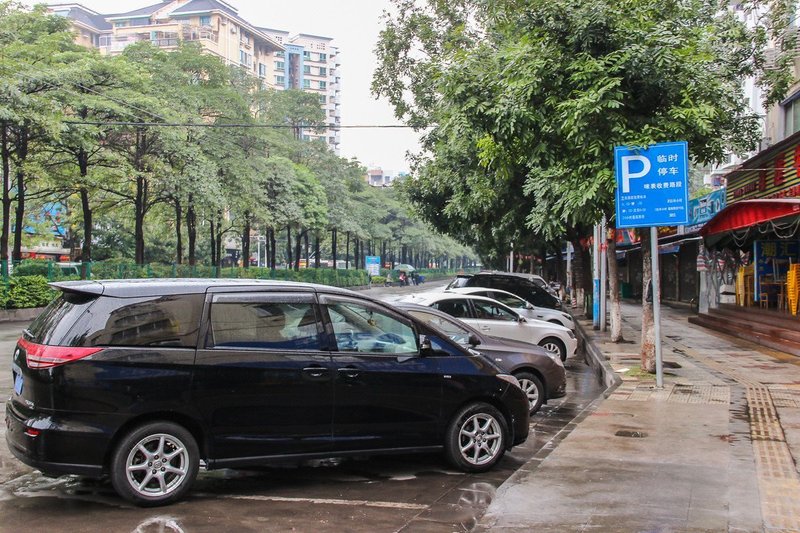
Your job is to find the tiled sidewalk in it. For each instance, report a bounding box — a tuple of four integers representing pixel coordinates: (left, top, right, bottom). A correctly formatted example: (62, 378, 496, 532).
(478, 301, 800, 532)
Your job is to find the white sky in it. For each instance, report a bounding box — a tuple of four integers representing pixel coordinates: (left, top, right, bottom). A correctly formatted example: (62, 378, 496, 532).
(33, 0, 421, 174)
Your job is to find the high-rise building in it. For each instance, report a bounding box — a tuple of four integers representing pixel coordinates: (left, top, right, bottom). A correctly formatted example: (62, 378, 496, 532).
(48, 1, 341, 153)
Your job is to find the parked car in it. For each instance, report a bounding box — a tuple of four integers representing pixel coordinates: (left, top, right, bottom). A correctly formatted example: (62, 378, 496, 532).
(446, 272, 561, 309)
(446, 287, 575, 329)
(6, 279, 530, 506)
(400, 292, 577, 361)
(396, 303, 567, 414)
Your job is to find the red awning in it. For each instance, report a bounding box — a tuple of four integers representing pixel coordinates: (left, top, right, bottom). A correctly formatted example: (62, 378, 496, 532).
(700, 199, 800, 248)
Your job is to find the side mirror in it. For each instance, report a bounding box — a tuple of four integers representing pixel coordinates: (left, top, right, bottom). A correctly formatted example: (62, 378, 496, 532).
(419, 334, 432, 352)
(468, 334, 481, 347)
(518, 316, 527, 323)
(526, 303, 534, 310)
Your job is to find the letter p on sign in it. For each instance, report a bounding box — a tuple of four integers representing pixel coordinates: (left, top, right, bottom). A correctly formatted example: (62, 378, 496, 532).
(621, 155, 650, 193)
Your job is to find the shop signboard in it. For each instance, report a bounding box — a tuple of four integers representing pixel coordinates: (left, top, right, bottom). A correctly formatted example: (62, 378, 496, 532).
(615, 141, 689, 228)
(365, 256, 381, 276)
(684, 189, 726, 233)
(726, 139, 800, 204)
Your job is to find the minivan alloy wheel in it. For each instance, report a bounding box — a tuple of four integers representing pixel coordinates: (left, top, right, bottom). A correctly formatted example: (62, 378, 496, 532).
(111, 421, 199, 506)
(125, 433, 190, 497)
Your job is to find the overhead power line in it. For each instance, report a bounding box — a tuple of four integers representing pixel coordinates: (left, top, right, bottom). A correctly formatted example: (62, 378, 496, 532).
(63, 120, 416, 129)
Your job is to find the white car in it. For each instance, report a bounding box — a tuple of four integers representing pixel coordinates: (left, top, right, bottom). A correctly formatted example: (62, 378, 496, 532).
(400, 292, 577, 361)
(446, 287, 575, 329)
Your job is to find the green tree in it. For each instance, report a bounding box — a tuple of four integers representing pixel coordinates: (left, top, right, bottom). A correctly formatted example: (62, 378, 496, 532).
(374, 0, 792, 370)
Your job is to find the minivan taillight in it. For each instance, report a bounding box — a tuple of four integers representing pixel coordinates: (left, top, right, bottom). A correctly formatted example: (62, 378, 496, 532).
(18, 338, 103, 369)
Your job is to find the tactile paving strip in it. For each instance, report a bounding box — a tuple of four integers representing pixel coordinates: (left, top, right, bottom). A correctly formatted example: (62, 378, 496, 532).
(658, 335, 800, 531)
(608, 383, 730, 404)
(769, 385, 800, 409)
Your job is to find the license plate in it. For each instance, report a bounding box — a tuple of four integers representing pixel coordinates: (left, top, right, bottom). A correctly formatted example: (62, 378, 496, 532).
(13, 373, 23, 395)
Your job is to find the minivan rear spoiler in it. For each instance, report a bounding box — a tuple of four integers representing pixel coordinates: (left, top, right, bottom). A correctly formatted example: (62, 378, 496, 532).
(49, 281, 105, 296)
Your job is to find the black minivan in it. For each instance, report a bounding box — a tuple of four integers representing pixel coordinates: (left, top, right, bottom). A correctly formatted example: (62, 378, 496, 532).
(6, 279, 529, 506)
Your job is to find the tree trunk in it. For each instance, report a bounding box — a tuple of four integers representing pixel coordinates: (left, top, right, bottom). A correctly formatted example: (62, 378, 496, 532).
(294, 229, 305, 271)
(174, 197, 183, 265)
(209, 218, 217, 266)
(80, 187, 92, 279)
(215, 210, 223, 270)
(242, 213, 251, 269)
(640, 229, 656, 372)
(331, 228, 337, 269)
(304, 232, 309, 269)
(345, 232, 350, 269)
(269, 227, 276, 270)
(314, 233, 320, 268)
(0, 122, 10, 277)
(12, 123, 29, 263)
(134, 130, 147, 265)
(286, 225, 293, 269)
(187, 196, 197, 266)
(607, 221, 624, 342)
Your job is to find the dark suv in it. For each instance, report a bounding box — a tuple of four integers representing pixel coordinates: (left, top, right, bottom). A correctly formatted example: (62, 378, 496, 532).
(446, 273, 561, 309)
(6, 279, 529, 506)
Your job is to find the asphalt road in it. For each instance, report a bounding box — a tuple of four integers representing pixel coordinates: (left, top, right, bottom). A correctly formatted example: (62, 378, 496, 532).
(0, 281, 604, 532)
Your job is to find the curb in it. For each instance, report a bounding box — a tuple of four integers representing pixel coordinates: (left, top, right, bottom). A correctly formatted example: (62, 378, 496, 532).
(0, 307, 45, 323)
(571, 312, 622, 394)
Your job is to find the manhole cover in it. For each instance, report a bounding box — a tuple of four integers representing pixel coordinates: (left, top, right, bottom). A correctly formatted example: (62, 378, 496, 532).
(615, 429, 648, 438)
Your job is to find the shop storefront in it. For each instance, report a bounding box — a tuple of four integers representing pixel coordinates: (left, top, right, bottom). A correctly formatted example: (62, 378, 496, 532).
(699, 129, 800, 314)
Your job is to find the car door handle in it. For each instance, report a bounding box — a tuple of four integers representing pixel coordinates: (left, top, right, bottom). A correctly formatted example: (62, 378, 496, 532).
(302, 366, 330, 378)
(337, 366, 360, 378)
(480, 326, 491, 331)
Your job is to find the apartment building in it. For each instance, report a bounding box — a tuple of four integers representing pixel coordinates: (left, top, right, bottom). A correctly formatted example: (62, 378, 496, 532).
(48, 0, 341, 153)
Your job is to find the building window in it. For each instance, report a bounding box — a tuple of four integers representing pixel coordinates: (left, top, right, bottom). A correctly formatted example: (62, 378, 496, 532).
(303, 65, 311, 75)
(303, 79, 311, 89)
(318, 67, 327, 76)
(303, 50, 311, 59)
(276, 75, 285, 85)
(275, 61, 284, 70)
(319, 81, 327, 90)
(130, 18, 150, 27)
(319, 95, 327, 104)
(785, 98, 800, 138)
(258, 63, 267, 77)
(318, 53, 327, 61)
(275, 50, 284, 57)
(240, 50, 252, 66)
(114, 21, 128, 28)
(199, 15, 211, 26)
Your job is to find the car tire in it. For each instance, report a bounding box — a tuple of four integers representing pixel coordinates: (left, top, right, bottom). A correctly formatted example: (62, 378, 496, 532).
(110, 421, 199, 507)
(514, 372, 545, 415)
(444, 402, 507, 473)
(539, 337, 567, 362)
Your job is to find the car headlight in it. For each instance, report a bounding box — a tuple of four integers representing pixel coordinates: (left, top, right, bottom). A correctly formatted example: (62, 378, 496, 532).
(496, 373, 521, 389)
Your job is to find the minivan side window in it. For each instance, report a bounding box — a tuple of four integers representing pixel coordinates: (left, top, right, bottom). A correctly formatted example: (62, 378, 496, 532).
(322, 299, 417, 354)
(208, 300, 322, 351)
(432, 299, 471, 318)
(59, 294, 205, 348)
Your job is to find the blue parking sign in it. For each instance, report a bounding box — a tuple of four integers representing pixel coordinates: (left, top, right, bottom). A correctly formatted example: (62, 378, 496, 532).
(614, 141, 689, 228)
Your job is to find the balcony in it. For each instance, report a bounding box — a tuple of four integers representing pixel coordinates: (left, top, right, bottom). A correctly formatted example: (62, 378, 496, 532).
(99, 31, 181, 54)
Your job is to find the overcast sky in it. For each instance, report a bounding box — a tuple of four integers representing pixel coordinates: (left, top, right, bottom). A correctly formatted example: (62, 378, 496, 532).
(33, 0, 421, 174)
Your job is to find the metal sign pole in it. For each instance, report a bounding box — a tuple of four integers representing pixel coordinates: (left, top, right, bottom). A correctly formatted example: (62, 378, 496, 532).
(592, 225, 601, 329)
(650, 226, 664, 388)
(600, 215, 607, 332)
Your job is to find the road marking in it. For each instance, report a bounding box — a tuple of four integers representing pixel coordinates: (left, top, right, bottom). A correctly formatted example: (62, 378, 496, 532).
(219, 494, 429, 510)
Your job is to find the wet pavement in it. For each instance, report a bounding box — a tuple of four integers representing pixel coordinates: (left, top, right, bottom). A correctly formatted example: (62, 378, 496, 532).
(0, 281, 605, 532)
(478, 301, 800, 532)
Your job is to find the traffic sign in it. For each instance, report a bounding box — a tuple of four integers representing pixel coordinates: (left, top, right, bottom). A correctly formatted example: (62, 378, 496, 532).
(614, 141, 689, 228)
